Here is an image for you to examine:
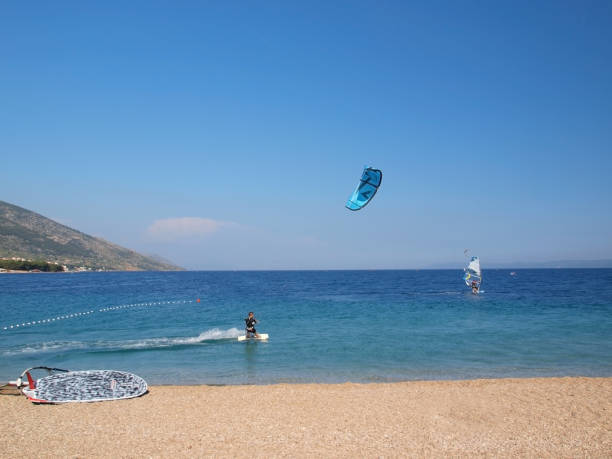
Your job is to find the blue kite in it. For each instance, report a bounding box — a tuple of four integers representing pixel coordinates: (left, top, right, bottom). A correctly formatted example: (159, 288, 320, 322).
(345, 167, 382, 211)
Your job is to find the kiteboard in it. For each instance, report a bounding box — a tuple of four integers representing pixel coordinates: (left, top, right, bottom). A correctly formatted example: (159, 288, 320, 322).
(16, 368, 148, 404)
(237, 333, 269, 341)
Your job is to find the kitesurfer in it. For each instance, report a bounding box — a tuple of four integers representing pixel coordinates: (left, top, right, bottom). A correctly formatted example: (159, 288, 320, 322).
(471, 280, 479, 294)
(244, 312, 260, 338)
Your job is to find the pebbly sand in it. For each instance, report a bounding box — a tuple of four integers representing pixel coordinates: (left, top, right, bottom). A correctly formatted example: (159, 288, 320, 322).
(1, 377, 611, 457)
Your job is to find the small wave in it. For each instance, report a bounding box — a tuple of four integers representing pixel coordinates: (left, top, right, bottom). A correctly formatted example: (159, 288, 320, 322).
(1, 341, 90, 356)
(1, 327, 242, 356)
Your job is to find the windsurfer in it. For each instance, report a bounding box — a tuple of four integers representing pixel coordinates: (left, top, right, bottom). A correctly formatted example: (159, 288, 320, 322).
(464, 256, 482, 294)
(245, 312, 260, 338)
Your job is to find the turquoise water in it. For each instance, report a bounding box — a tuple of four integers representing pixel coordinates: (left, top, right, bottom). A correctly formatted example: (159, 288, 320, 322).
(1, 270, 611, 384)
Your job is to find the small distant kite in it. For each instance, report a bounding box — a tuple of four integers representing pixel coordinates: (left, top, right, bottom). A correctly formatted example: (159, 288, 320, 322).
(345, 167, 382, 211)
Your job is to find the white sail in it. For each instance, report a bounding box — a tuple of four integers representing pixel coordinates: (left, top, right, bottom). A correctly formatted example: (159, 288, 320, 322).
(467, 257, 481, 276)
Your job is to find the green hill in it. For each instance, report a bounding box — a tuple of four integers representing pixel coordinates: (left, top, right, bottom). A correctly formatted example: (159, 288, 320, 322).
(0, 200, 183, 271)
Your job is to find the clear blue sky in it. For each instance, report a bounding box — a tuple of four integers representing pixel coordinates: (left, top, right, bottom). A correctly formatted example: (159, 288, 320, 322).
(1, 1, 611, 269)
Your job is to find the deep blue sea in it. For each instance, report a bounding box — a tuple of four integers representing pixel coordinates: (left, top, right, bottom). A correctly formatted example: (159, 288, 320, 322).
(1, 270, 611, 385)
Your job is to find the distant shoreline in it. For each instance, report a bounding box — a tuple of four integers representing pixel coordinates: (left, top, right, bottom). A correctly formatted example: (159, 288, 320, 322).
(0, 269, 185, 274)
(2, 267, 612, 274)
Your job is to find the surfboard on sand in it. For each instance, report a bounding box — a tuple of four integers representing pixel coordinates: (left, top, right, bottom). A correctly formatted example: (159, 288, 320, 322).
(237, 333, 269, 341)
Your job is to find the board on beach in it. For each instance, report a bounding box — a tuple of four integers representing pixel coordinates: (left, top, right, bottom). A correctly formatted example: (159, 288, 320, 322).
(237, 333, 269, 341)
(21, 370, 148, 404)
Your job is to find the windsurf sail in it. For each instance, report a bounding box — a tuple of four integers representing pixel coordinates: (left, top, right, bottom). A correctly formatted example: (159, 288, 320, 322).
(11, 367, 148, 404)
(463, 256, 482, 290)
(345, 167, 382, 211)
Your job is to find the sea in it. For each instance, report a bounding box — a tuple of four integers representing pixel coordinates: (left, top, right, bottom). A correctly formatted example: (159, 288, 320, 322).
(1, 270, 611, 385)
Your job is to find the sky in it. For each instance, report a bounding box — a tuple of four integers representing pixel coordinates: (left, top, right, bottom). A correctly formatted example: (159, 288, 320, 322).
(1, 0, 611, 270)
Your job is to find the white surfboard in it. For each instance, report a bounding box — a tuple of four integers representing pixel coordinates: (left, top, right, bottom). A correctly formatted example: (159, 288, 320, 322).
(237, 333, 269, 341)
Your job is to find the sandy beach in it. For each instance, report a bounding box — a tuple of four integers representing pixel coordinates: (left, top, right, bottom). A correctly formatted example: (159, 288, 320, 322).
(1, 377, 610, 457)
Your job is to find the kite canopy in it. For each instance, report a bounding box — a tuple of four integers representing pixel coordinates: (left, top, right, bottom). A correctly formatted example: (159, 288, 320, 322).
(345, 167, 382, 211)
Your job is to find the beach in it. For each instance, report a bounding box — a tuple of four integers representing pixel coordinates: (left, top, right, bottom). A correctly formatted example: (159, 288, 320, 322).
(1, 377, 610, 457)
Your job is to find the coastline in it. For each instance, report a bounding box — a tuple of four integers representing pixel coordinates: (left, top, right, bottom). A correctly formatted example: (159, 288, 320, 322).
(2, 377, 610, 457)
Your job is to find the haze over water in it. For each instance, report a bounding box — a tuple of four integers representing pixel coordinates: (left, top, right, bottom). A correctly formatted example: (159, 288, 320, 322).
(1, 270, 611, 385)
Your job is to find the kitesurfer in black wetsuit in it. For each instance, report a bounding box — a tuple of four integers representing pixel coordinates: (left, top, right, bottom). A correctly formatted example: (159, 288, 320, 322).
(244, 312, 260, 338)
(471, 280, 479, 294)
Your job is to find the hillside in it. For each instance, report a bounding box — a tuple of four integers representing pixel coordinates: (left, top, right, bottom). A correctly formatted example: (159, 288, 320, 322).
(0, 200, 183, 271)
